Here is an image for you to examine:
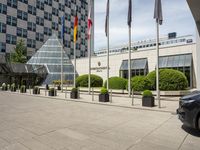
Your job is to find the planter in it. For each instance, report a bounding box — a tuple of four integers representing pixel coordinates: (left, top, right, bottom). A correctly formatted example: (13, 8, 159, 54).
(99, 94, 109, 102)
(20, 88, 26, 93)
(33, 88, 40, 94)
(48, 90, 57, 96)
(57, 85, 61, 90)
(2, 86, 8, 91)
(70, 91, 79, 99)
(11, 87, 16, 92)
(142, 96, 155, 107)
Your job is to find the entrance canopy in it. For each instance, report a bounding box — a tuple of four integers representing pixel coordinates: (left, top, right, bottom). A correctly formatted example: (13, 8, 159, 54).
(159, 53, 192, 68)
(120, 58, 148, 71)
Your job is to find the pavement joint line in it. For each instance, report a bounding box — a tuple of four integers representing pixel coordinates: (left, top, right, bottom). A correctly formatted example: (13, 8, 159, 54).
(0, 91, 175, 114)
(178, 133, 189, 150)
(126, 115, 174, 150)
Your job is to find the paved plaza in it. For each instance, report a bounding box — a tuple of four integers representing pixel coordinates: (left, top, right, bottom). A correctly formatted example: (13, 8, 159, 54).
(0, 92, 200, 150)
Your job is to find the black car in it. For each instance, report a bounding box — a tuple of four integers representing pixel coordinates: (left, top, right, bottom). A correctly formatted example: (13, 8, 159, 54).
(177, 91, 200, 130)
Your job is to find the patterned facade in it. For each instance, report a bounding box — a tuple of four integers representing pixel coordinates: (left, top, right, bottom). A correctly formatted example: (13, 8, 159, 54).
(0, 0, 90, 60)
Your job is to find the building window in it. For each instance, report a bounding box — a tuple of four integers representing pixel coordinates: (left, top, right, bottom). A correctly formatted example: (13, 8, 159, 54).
(7, 16, 17, 26)
(17, 27, 27, 38)
(7, 0, 17, 8)
(18, 0, 28, 4)
(44, 0, 52, 6)
(28, 5, 36, 15)
(52, 22, 58, 30)
(44, 11, 52, 21)
(27, 22, 36, 31)
(36, 0, 44, 10)
(65, 13, 71, 21)
(0, 22, 6, 33)
(17, 10, 28, 21)
(44, 27, 52, 36)
(6, 34, 17, 45)
(65, 0, 71, 7)
(0, 42, 6, 53)
(59, 4, 64, 11)
(0, 3, 7, 14)
(36, 17, 44, 26)
(36, 33, 44, 42)
(27, 39, 36, 48)
(52, 7, 58, 16)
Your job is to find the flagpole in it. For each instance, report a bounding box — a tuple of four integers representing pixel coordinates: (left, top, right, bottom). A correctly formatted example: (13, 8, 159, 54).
(74, 42, 76, 88)
(156, 21, 160, 108)
(107, 18, 109, 91)
(88, 37, 91, 94)
(61, 40, 64, 92)
(128, 27, 131, 97)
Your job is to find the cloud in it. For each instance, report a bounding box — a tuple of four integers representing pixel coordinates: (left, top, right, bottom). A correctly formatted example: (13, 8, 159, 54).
(94, 0, 195, 51)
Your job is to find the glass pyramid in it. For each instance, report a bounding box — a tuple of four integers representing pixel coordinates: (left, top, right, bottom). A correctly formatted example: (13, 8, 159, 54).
(27, 34, 77, 85)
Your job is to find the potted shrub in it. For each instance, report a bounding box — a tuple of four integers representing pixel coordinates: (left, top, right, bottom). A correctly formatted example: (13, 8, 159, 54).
(57, 84, 61, 90)
(142, 90, 155, 107)
(49, 88, 57, 96)
(99, 87, 109, 102)
(70, 88, 79, 99)
(33, 86, 40, 94)
(46, 84, 49, 90)
(20, 85, 26, 93)
(11, 83, 16, 92)
(1, 83, 7, 91)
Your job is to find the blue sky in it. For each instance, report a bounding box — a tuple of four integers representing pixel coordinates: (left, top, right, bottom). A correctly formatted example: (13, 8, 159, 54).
(94, 0, 196, 51)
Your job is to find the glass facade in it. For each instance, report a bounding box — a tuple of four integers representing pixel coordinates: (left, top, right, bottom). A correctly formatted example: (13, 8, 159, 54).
(159, 54, 193, 88)
(27, 34, 77, 85)
(120, 58, 148, 79)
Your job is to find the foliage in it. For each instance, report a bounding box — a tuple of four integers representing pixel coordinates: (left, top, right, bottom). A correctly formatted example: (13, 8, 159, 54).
(71, 88, 78, 92)
(142, 90, 153, 97)
(146, 69, 188, 91)
(49, 88, 55, 92)
(10, 39, 27, 63)
(100, 87, 108, 94)
(130, 76, 151, 91)
(76, 74, 103, 87)
(104, 77, 127, 90)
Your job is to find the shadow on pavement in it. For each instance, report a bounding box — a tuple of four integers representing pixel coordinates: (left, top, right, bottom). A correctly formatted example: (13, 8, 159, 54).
(182, 125, 200, 137)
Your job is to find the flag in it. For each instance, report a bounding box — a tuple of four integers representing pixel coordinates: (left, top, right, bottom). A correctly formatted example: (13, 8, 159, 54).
(61, 16, 65, 42)
(154, 0, 163, 25)
(74, 9, 78, 42)
(105, 0, 109, 37)
(127, 0, 132, 27)
(87, 3, 93, 39)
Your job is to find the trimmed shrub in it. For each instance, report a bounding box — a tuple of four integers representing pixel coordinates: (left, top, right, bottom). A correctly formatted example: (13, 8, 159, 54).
(146, 69, 188, 91)
(71, 87, 78, 92)
(100, 87, 108, 94)
(130, 76, 151, 92)
(76, 74, 103, 87)
(104, 77, 127, 90)
(142, 90, 153, 97)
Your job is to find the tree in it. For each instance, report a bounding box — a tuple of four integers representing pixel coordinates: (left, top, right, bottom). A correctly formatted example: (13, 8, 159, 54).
(10, 39, 27, 63)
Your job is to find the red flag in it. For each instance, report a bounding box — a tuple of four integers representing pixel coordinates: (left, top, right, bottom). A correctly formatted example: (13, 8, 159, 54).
(87, 4, 92, 39)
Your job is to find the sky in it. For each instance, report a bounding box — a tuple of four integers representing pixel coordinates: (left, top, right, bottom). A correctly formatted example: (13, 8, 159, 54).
(94, 0, 196, 51)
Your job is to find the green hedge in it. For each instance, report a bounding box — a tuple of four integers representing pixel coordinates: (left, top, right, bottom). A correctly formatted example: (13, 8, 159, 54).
(130, 76, 151, 92)
(146, 69, 188, 91)
(104, 77, 127, 90)
(76, 74, 103, 87)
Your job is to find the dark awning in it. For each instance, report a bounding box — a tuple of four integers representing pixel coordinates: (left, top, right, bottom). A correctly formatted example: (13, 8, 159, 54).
(120, 58, 147, 70)
(159, 54, 192, 68)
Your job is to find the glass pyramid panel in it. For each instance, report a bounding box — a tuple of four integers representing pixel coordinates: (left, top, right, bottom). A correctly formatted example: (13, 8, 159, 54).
(27, 34, 77, 85)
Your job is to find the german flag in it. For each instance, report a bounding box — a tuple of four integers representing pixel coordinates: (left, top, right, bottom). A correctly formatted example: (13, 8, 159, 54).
(73, 9, 78, 43)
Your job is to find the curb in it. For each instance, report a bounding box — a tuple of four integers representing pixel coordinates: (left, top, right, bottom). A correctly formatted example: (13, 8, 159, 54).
(0, 91, 176, 114)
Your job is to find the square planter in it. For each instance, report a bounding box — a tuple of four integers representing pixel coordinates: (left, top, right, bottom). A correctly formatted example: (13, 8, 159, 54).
(142, 96, 155, 107)
(11, 87, 16, 92)
(33, 88, 40, 95)
(70, 91, 79, 99)
(57, 85, 61, 90)
(48, 90, 57, 96)
(99, 94, 109, 102)
(20, 88, 26, 93)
